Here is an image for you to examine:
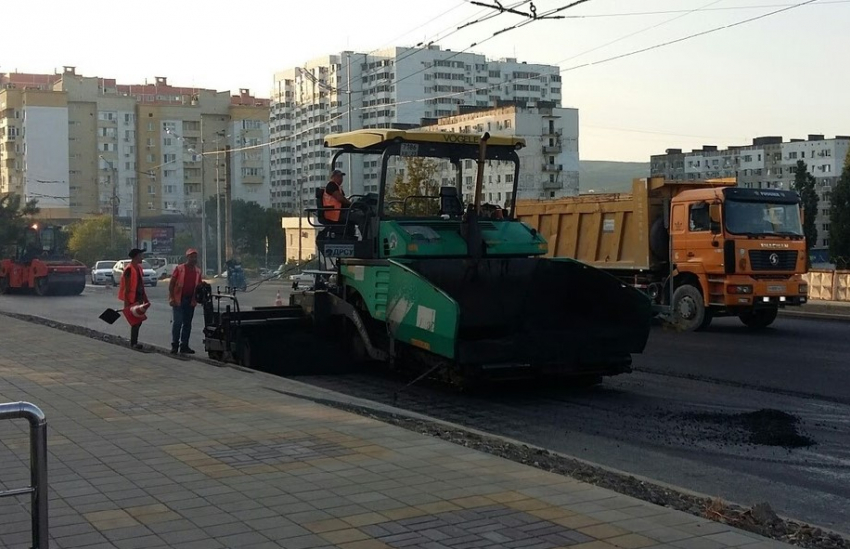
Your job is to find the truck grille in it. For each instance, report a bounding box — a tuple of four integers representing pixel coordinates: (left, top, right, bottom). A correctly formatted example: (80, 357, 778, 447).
(749, 250, 797, 271)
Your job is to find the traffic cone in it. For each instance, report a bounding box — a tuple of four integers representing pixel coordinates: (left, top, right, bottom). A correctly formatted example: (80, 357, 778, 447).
(274, 291, 283, 306)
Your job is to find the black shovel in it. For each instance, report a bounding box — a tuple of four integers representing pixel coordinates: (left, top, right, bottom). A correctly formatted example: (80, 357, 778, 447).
(99, 308, 121, 325)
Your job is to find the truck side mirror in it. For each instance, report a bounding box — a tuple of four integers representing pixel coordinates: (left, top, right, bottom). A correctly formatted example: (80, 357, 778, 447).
(709, 204, 721, 234)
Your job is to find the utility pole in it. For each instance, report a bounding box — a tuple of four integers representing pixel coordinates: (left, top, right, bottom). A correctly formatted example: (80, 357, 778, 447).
(346, 52, 353, 179)
(224, 144, 233, 262)
(199, 118, 207, 274)
(215, 149, 222, 273)
(100, 155, 116, 249)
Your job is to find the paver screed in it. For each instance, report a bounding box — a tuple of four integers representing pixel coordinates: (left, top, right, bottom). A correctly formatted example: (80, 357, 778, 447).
(0, 316, 791, 549)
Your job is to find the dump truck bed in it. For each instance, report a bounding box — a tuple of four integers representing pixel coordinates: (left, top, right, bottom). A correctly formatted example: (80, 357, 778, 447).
(515, 177, 735, 273)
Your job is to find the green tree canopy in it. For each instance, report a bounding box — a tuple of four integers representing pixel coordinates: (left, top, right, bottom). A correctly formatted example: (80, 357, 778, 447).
(203, 198, 284, 268)
(829, 150, 850, 269)
(792, 160, 819, 268)
(387, 157, 441, 216)
(67, 216, 131, 267)
(0, 194, 40, 248)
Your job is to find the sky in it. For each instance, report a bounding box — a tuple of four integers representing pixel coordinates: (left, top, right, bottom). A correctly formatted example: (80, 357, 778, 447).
(3, 0, 848, 161)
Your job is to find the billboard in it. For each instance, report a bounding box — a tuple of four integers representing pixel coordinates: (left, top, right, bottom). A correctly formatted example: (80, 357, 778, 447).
(137, 226, 175, 255)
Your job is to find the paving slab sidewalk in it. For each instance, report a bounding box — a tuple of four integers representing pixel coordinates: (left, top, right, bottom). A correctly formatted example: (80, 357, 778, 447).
(0, 316, 791, 549)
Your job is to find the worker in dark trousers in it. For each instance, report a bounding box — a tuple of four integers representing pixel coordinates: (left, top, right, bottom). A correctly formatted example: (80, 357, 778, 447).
(168, 248, 202, 354)
(118, 248, 150, 350)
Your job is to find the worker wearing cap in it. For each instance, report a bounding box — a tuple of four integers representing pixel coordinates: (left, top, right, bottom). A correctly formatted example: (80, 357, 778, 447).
(322, 169, 352, 222)
(118, 248, 150, 350)
(323, 169, 365, 236)
(168, 248, 202, 355)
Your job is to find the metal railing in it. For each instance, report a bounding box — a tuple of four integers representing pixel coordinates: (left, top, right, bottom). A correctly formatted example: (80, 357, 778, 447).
(0, 401, 48, 548)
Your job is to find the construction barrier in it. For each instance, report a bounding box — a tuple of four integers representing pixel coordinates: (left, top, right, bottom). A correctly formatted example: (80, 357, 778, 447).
(803, 270, 850, 302)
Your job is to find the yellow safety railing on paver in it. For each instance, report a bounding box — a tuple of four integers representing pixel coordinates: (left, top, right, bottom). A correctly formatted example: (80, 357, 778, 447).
(803, 270, 850, 302)
(0, 402, 49, 548)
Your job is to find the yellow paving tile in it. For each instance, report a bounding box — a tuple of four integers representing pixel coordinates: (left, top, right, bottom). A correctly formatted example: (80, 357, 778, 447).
(570, 542, 619, 549)
(320, 528, 372, 544)
(529, 507, 577, 520)
(305, 518, 352, 533)
(606, 534, 658, 549)
(341, 512, 390, 527)
(554, 514, 603, 529)
(487, 491, 529, 503)
(136, 511, 182, 525)
(450, 495, 496, 509)
(578, 524, 633, 540)
(416, 501, 462, 514)
(338, 541, 391, 549)
(505, 498, 551, 511)
(380, 506, 429, 521)
(124, 504, 170, 517)
(84, 510, 139, 530)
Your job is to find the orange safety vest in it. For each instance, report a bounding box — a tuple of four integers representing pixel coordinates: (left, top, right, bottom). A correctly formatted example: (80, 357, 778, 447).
(169, 263, 202, 307)
(322, 182, 343, 222)
(117, 263, 144, 304)
(118, 264, 147, 326)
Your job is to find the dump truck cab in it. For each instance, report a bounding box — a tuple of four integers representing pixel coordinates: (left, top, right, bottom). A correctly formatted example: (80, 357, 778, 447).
(669, 185, 807, 328)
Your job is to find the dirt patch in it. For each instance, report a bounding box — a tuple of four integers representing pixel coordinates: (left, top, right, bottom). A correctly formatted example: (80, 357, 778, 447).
(682, 408, 814, 448)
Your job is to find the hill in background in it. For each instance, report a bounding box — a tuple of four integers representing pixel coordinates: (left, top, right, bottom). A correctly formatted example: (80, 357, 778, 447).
(579, 161, 650, 194)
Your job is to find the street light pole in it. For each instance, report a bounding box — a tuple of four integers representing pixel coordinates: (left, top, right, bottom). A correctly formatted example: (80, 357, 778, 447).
(215, 149, 222, 274)
(100, 155, 116, 249)
(200, 119, 207, 274)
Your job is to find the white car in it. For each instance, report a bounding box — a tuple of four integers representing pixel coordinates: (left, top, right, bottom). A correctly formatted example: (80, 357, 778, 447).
(112, 260, 158, 287)
(289, 272, 316, 290)
(90, 260, 117, 285)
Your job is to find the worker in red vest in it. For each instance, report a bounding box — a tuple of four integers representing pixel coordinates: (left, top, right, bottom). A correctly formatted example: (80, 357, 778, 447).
(168, 248, 202, 355)
(118, 248, 150, 350)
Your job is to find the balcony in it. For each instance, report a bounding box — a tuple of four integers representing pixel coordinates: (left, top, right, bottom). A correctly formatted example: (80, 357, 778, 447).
(543, 144, 562, 154)
(542, 179, 563, 190)
(542, 163, 563, 172)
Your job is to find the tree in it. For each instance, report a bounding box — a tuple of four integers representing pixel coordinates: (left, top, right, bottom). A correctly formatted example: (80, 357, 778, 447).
(792, 160, 819, 268)
(0, 194, 40, 249)
(388, 157, 441, 216)
(203, 198, 285, 268)
(67, 216, 130, 267)
(829, 150, 850, 269)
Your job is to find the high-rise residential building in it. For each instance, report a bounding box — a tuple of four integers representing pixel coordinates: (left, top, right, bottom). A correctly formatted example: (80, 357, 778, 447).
(650, 135, 850, 252)
(0, 67, 271, 225)
(419, 105, 579, 204)
(270, 46, 563, 213)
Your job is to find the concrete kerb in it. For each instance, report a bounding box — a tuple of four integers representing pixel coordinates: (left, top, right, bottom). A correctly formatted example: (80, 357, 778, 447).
(2, 309, 848, 547)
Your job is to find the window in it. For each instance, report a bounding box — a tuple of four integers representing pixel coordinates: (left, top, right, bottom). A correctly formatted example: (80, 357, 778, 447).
(147, 185, 156, 195)
(689, 203, 711, 232)
(147, 122, 155, 131)
(163, 137, 173, 146)
(164, 185, 177, 194)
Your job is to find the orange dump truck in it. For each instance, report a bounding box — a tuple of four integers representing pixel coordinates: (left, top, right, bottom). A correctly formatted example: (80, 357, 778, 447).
(515, 177, 808, 331)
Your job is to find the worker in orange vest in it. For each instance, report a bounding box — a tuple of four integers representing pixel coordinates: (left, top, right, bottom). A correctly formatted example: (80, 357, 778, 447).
(168, 248, 202, 355)
(323, 169, 364, 236)
(118, 248, 150, 350)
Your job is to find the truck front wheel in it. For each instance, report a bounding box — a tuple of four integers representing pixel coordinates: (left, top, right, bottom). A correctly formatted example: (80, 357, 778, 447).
(672, 284, 709, 332)
(738, 307, 778, 330)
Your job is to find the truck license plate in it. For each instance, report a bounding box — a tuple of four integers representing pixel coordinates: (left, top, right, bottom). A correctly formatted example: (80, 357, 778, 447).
(767, 285, 786, 293)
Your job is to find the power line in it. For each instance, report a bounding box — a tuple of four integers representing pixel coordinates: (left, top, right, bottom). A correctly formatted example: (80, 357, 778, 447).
(555, 0, 727, 64)
(213, 0, 829, 162)
(554, 0, 850, 18)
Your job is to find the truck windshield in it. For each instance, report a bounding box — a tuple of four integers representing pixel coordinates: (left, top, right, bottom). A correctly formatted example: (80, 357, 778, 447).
(724, 200, 803, 236)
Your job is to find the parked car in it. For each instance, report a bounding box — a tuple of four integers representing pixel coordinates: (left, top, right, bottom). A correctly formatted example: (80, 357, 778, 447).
(112, 260, 158, 287)
(90, 260, 117, 285)
(289, 272, 315, 290)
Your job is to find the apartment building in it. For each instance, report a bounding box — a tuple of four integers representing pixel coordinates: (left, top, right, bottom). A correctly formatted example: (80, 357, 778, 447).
(419, 105, 579, 205)
(650, 135, 850, 250)
(0, 67, 270, 225)
(270, 46, 563, 213)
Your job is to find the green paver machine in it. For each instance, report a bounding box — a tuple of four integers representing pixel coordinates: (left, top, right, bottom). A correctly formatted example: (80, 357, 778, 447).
(202, 129, 652, 385)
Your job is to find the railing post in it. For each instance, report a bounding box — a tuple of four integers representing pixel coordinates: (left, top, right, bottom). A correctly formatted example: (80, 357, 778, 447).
(0, 401, 48, 549)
